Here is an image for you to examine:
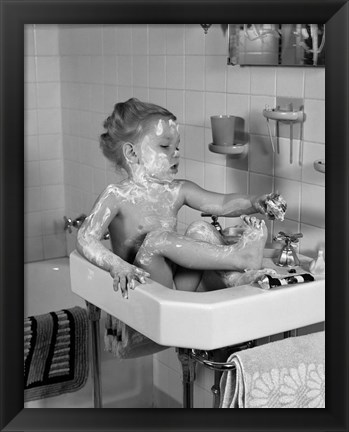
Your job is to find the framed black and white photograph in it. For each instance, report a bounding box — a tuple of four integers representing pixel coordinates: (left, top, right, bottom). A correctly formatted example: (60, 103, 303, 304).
(0, 0, 348, 431)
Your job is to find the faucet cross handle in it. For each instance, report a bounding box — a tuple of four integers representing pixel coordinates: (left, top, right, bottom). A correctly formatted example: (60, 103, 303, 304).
(274, 231, 303, 243)
(289, 233, 303, 243)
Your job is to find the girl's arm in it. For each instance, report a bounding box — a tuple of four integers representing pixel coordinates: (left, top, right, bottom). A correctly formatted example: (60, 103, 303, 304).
(76, 185, 149, 297)
(179, 180, 270, 217)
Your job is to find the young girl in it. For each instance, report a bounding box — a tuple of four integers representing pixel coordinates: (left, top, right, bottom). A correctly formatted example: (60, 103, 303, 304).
(77, 98, 286, 299)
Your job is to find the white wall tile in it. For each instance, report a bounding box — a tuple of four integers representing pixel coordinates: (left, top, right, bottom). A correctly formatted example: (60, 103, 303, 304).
(102, 26, 117, 55)
(227, 66, 250, 94)
(25, 236, 44, 262)
(43, 233, 67, 259)
(185, 91, 205, 126)
(41, 185, 65, 210)
(93, 167, 107, 195)
(225, 168, 248, 194)
(303, 99, 325, 143)
(205, 56, 226, 93)
(301, 183, 325, 228)
(42, 209, 65, 235)
(25, 83, 37, 109)
(90, 84, 104, 113)
(149, 25, 166, 55)
(36, 83, 61, 108)
(133, 56, 148, 88)
(149, 56, 166, 88)
(148, 88, 166, 107)
(90, 56, 104, 84)
(132, 25, 148, 56)
(185, 159, 205, 187)
(166, 25, 185, 55)
(185, 56, 205, 91)
(103, 56, 118, 86)
(117, 85, 133, 102)
(304, 68, 325, 100)
(301, 141, 325, 186)
(185, 24, 205, 55)
(37, 109, 62, 135)
(77, 56, 91, 83)
(40, 160, 64, 185)
(251, 67, 276, 96)
(118, 56, 132, 86)
(25, 187, 42, 213)
(299, 223, 325, 259)
(36, 57, 60, 82)
(184, 125, 205, 162)
(204, 163, 226, 192)
(276, 68, 304, 98)
(25, 212, 42, 237)
(115, 25, 132, 55)
(166, 56, 184, 90)
(25, 161, 41, 187)
(249, 134, 274, 175)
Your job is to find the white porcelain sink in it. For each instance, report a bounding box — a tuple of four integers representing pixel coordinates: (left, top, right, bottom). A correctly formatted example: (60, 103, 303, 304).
(70, 249, 325, 350)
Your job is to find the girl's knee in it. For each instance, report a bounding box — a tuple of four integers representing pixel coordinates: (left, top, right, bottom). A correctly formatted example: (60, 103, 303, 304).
(185, 220, 222, 243)
(142, 229, 170, 252)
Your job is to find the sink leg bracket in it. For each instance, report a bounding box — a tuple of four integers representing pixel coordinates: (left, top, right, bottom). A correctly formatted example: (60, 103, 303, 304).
(86, 301, 103, 408)
(176, 348, 197, 408)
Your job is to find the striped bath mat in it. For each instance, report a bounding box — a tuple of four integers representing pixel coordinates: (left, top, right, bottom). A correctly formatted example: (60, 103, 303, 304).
(24, 306, 89, 402)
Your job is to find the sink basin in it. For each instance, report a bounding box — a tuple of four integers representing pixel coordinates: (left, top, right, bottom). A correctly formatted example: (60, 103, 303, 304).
(70, 249, 325, 350)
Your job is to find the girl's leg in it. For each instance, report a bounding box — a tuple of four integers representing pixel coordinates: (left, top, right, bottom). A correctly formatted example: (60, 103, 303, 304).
(173, 220, 225, 291)
(134, 215, 268, 289)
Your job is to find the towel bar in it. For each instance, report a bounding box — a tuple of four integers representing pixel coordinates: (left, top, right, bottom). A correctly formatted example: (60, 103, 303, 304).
(189, 341, 254, 372)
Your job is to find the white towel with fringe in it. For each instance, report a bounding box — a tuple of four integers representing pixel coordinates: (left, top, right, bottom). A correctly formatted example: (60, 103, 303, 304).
(220, 331, 325, 408)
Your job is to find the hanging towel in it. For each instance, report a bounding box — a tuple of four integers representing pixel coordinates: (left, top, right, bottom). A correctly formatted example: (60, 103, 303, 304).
(104, 314, 167, 359)
(220, 331, 325, 408)
(24, 306, 89, 402)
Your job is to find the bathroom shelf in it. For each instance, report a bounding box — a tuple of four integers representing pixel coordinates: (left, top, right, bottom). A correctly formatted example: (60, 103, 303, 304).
(314, 159, 325, 173)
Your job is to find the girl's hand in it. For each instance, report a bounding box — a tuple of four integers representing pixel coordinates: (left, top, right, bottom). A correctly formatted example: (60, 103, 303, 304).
(110, 264, 150, 299)
(252, 192, 287, 220)
(251, 194, 272, 218)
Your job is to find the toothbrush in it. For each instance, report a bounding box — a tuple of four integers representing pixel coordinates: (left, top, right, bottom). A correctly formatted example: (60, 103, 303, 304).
(290, 122, 293, 164)
(289, 103, 293, 164)
(299, 106, 304, 165)
(266, 118, 276, 153)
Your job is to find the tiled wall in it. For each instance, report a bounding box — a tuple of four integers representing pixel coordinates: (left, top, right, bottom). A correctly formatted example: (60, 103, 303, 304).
(24, 24, 325, 407)
(24, 25, 66, 262)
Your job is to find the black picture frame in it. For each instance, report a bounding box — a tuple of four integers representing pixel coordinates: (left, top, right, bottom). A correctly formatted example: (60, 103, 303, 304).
(1, 0, 348, 431)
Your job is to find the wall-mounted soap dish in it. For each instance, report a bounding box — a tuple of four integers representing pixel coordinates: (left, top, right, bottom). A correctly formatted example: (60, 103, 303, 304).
(314, 159, 325, 173)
